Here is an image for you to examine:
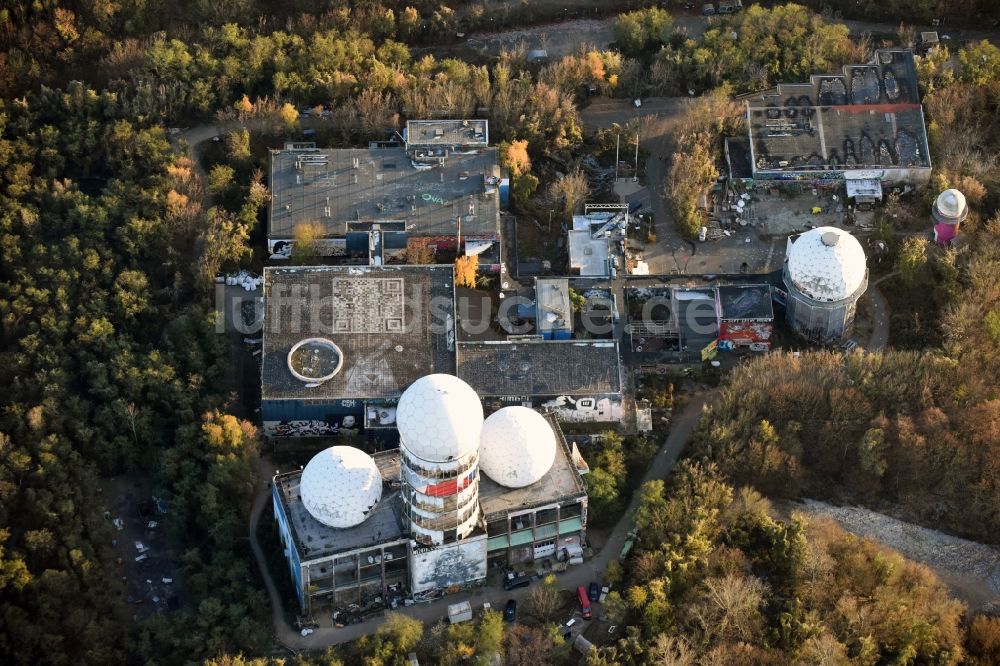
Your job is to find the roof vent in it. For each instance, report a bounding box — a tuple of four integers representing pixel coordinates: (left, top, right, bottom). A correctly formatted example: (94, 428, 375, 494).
(821, 231, 840, 247)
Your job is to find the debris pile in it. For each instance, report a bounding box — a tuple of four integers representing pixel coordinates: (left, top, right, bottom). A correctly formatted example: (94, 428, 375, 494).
(223, 270, 262, 291)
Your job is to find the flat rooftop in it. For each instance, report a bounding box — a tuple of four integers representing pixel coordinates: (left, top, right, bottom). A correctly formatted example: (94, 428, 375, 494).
(742, 50, 921, 108)
(744, 49, 930, 173)
(275, 450, 407, 562)
(268, 146, 500, 239)
(276, 417, 585, 560)
(568, 230, 610, 276)
(749, 105, 929, 172)
(674, 289, 719, 350)
(456, 340, 622, 396)
(262, 265, 455, 402)
(479, 413, 586, 520)
(535, 278, 571, 334)
(405, 120, 489, 148)
(717, 285, 774, 320)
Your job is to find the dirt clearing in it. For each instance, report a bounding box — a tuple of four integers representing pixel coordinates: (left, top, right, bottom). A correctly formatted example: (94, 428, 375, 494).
(465, 18, 615, 58)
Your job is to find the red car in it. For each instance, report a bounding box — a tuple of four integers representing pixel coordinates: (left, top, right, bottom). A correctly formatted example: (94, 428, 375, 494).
(577, 586, 593, 620)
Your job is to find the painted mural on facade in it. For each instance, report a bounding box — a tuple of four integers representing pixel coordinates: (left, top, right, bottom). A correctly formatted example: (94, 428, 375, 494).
(263, 415, 358, 437)
(410, 536, 488, 594)
(540, 396, 623, 423)
(268, 238, 348, 259)
(719, 320, 773, 350)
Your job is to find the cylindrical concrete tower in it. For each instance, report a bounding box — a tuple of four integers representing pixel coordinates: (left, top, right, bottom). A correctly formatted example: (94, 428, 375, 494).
(783, 227, 868, 343)
(932, 188, 968, 246)
(396, 374, 484, 546)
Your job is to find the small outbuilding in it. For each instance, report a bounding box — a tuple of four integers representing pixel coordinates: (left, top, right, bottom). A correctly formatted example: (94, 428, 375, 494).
(932, 188, 968, 246)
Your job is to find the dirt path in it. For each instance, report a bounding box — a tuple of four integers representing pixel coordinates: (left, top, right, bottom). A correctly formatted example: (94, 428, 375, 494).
(864, 272, 896, 352)
(791, 499, 1000, 612)
(247, 392, 715, 650)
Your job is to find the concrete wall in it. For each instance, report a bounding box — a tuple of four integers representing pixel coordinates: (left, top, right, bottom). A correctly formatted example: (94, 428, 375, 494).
(272, 485, 305, 609)
(483, 395, 622, 422)
(783, 263, 866, 343)
(261, 399, 364, 437)
(754, 166, 931, 186)
(268, 237, 347, 259)
(409, 534, 488, 594)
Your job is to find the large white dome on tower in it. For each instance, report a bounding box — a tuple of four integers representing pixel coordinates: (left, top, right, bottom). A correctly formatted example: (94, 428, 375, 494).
(787, 227, 867, 302)
(396, 374, 484, 462)
(479, 407, 557, 488)
(300, 446, 382, 528)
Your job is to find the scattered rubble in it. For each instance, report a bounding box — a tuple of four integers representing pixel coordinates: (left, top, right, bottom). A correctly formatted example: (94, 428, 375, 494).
(220, 270, 263, 291)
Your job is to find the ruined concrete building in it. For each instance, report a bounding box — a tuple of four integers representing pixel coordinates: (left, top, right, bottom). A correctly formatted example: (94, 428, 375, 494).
(741, 49, 931, 185)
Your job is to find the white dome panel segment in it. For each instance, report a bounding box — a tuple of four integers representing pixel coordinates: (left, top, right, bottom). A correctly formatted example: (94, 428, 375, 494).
(299, 446, 383, 528)
(787, 226, 867, 302)
(396, 374, 484, 462)
(935, 188, 967, 220)
(479, 406, 557, 488)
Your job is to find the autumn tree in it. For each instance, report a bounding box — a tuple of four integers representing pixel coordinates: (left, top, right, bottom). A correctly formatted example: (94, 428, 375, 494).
(666, 135, 718, 239)
(549, 168, 590, 218)
(504, 625, 563, 666)
(226, 128, 251, 164)
(233, 94, 254, 120)
(500, 139, 531, 177)
(405, 243, 436, 265)
(896, 236, 929, 285)
(474, 610, 504, 664)
(399, 6, 422, 41)
(525, 573, 563, 622)
(454, 254, 478, 289)
(208, 163, 235, 196)
(688, 574, 767, 643)
(356, 612, 423, 661)
(614, 7, 674, 56)
(291, 221, 325, 264)
(279, 102, 299, 132)
(969, 614, 1000, 663)
(196, 206, 252, 287)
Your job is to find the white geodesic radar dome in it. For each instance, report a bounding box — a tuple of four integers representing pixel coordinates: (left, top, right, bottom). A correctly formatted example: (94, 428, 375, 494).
(787, 227, 867, 302)
(396, 374, 484, 462)
(479, 406, 557, 488)
(935, 189, 967, 220)
(300, 446, 382, 528)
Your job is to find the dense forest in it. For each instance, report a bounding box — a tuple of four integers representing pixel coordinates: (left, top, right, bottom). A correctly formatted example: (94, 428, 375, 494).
(3, 1, 1000, 664)
(0, 80, 269, 661)
(589, 463, 987, 664)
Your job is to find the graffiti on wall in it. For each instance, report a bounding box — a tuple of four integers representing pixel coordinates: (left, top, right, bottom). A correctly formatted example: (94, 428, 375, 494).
(540, 396, 623, 423)
(268, 238, 347, 259)
(720, 321, 773, 345)
(264, 415, 358, 437)
(410, 536, 488, 593)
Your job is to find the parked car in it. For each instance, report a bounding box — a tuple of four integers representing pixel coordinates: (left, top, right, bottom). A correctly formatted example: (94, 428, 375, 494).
(577, 586, 593, 620)
(503, 571, 531, 591)
(702, 3, 716, 15)
(504, 599, 517, 622)
(588, 582, 600, 602)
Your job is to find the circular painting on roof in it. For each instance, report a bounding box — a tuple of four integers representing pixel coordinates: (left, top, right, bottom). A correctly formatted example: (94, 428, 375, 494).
(288, 338, 343, 384)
